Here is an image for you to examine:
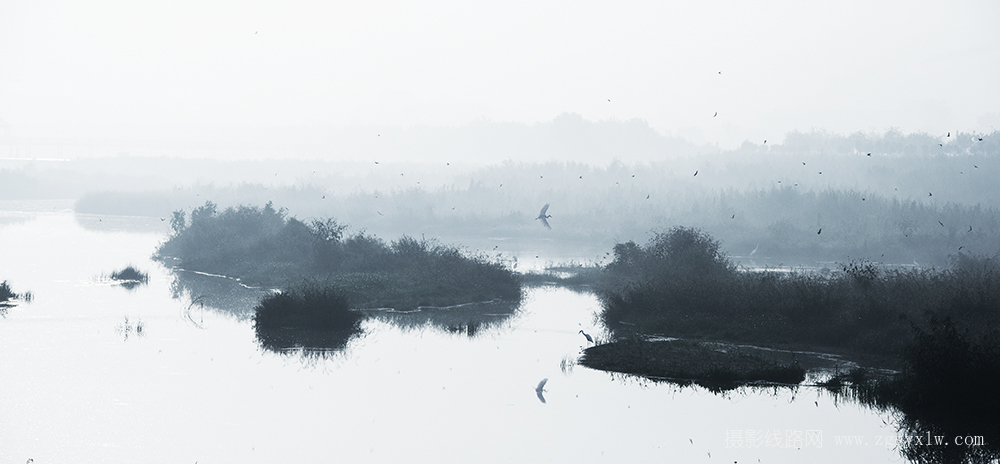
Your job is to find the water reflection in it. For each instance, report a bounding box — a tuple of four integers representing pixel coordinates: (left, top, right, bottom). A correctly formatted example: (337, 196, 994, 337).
(362, 298, 521, 337)
(74, 213, 170, 234)
(824, 381, 1000, 464)
(254, 325, 363, 355)
(168, 268, 272, 320)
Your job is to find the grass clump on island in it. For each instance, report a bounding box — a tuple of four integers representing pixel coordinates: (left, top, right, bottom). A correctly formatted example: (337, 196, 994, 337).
(1, 280, 33, 312)
(155, 201, 522, 311)
(107, 265, 149, 290)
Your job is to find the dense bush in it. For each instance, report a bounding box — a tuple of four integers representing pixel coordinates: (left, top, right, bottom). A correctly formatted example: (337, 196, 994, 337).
(155, 201, 522, 311)
(595, 228, 1000, 356)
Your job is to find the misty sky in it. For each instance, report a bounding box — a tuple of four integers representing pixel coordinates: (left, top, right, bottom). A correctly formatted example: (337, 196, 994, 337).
(1, 0, 998, 150)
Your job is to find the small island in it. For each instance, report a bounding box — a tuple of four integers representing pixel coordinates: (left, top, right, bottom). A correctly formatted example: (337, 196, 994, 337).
(155, 201, 523, 349)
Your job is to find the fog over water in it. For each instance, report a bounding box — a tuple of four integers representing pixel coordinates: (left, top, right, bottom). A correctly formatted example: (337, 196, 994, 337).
(2, 1, 999, 463)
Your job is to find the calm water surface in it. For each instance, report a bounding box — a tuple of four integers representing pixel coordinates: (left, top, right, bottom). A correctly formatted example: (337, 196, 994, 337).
(0, 202, 906, 463)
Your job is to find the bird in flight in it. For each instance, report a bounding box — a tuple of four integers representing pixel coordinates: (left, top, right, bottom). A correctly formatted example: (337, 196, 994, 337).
(694, 170, 698, 176)
(536, 204, 552, 229)
(817, 228, 822, 235)
(713, 112, 717, 117)
(535, 378, 548, 403)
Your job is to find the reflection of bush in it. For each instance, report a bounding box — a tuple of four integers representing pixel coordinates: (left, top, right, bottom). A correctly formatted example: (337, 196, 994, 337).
(156, 201, 522, 311)
(822, 319, 1000, 462)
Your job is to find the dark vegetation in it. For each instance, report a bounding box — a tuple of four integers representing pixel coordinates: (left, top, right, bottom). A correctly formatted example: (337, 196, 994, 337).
(0, 280, 32, 314)
(593, 226, 1000, 455)
(252, 281, 366, 352)
(107, 265, 149, 290)
(821, 318, 1000, 463)
(580, 338, 805, 392)
(595, 227, 1000, 356)
(155, 201, 522, 347)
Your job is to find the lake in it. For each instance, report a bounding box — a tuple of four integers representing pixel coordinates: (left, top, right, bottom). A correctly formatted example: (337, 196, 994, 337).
(0, 201, 911, 463)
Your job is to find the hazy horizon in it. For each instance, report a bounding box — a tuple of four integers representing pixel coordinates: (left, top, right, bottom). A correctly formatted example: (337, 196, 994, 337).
(2, 0, 998, 159)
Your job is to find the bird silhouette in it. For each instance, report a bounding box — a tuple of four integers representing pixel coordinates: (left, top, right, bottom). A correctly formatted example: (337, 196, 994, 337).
(536, 204, 552, 229)
(579, 330, 594, 344)
(749, 243, 759, 256)
(535, 378, 548, 403)
(867, 153, 871, 156)
(694, 170, 699, 176)
(939, 221, 944, 227)
(929, 192, 933, 196)
(817, 228, 822, 235)
(713, 112, 717, 117)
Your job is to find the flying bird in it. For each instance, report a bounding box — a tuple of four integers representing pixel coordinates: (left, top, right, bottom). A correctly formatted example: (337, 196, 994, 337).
(731, 214, 735, 219)
(929, 192, 933, 196)
(948, 132, 951, 137)
(939, 221, 944, 227)
(536, 204, 552, 229)
(749, 243, 759, 256)
(694, 170, 699, 176)
(867, 153, 871, 156)
(969, 225, 973, 232)
(817, 228, 822, 235)
(535, 378, 548, 403)
(579, 330, 594, 344)
(713, 112, 717, 117)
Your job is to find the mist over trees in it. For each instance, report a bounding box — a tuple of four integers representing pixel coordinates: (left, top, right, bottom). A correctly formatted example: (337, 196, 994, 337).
(3, 123, 999, 267)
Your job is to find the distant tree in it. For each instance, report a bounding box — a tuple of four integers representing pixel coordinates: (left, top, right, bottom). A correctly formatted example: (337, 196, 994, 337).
(170, 210, 186, 235)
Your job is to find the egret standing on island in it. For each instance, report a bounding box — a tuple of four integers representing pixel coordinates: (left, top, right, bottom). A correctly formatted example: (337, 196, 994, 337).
(579, 330, 594, 344)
